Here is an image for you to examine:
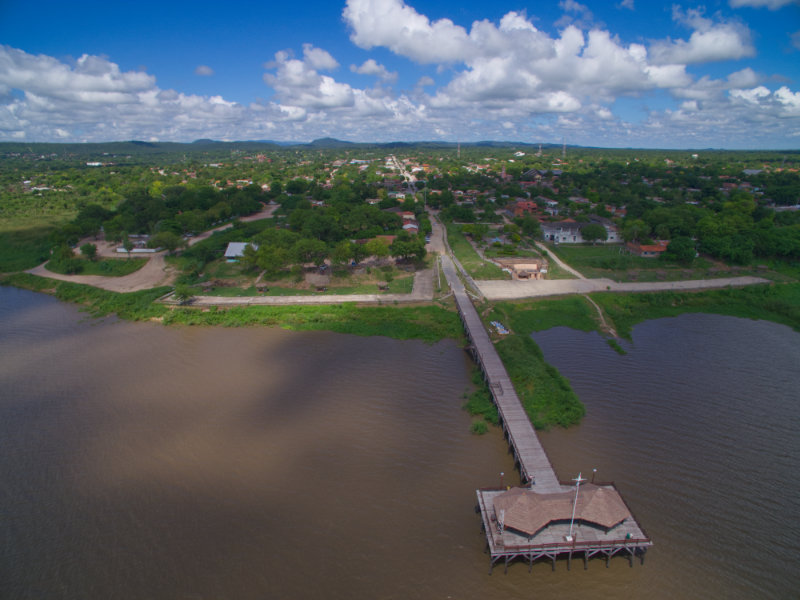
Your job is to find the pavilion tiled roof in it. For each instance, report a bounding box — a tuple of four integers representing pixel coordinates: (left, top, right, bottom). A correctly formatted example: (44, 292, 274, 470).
(493, 484, 631, 537)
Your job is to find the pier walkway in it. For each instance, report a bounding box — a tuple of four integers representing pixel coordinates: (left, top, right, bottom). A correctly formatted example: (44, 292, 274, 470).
(440, 253, 652, 572)
(440, 254, 560, 492)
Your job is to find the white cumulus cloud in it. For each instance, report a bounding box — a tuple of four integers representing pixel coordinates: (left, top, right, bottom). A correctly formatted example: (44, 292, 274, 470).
(194, 65, 214, 76)
(650, 8, 755, 65)
(350, 59, 398, 83)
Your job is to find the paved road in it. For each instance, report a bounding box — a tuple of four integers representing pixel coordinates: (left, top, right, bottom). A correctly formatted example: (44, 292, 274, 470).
(475, 275, 771, 300)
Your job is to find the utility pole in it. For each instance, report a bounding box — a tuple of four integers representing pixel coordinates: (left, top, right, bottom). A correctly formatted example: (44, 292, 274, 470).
(566, 472, 586, 542)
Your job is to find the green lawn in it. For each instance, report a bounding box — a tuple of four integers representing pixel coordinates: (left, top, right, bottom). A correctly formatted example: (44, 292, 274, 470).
(544, 243, 776, 282)
(0, 219, 62, 272)
(445, 223, 508, 280)
(46, 257, 148, 276)
(190, 269, 415, 297)
(593, 282, 800, 339)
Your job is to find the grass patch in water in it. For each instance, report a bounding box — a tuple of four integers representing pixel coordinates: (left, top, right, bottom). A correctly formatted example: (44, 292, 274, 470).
(470, 421, 489, 435)
(462, 367, 499, 427)
(606, 339, 627, 355)
(494, 334, 585, 429)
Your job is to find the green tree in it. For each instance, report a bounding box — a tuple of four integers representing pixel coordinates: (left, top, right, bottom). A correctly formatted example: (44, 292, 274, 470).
(173, 283, 194, 305)
(660, 236, 696, 265)
(364, 238, 390, 260)
(122, 234, 134, 260)
(515, 215, 541, 238)
(148, 231, 185, 254)
(293, 238, 328, 267)
(622, 219, 650, 242)
(331, 240, 353, 266)
(255, 245, 291, 277)
(51, 244, 82, 274)
(80, 243, 98, 261)
(581, 223, 608, 244)
(391, 237, 426, 262)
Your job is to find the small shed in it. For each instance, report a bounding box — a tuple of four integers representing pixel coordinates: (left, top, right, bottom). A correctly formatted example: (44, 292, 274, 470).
(224, 242, 257, 261)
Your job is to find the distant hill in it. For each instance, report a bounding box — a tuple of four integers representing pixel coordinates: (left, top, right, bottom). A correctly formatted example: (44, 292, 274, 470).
(307, 137, 357, 148)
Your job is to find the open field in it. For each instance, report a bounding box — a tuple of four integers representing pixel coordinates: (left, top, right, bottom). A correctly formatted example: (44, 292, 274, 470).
(46, 256, 148, 277)
(0, 218, 64, 272)
(445, 223, 508, 280)
(547, 243, 787, 282)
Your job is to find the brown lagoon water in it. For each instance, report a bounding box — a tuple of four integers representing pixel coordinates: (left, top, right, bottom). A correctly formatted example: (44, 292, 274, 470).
(1, 286, 798, 599)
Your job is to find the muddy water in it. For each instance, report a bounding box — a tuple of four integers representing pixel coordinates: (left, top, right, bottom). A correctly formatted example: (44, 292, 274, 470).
(1, 287, 798, 599)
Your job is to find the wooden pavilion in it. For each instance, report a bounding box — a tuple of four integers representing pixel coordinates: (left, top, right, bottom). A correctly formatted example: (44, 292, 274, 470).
(476, 482, 652, 574)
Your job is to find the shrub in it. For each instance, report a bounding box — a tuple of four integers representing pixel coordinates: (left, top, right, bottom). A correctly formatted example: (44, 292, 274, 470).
(470, 421, 489, 435)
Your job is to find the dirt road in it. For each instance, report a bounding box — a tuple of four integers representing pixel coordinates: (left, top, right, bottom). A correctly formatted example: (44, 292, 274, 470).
(27, 252, 176, 293)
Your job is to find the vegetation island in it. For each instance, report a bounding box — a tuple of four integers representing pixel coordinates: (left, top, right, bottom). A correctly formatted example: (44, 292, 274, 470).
(2, 139, 799, 433)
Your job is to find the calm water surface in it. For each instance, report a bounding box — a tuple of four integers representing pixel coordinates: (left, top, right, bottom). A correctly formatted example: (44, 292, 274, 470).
(1, 286, 798, 599)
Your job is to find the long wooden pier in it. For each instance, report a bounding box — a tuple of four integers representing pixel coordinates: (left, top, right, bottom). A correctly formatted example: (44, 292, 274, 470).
(439, 253, 652, 572)
(440, 255, 560, 491)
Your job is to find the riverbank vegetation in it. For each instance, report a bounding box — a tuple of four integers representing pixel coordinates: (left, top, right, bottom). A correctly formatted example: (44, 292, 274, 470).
(2, 273, 171, 320)
(593, 282, 800, 338)
(463, 366, 499, 433)
(1, 273, 463, 343)
(490, 282, 800, 340)
(495, 335, 586, 429)
(162, 303, 463, 343)
(488, 297, 592, 429)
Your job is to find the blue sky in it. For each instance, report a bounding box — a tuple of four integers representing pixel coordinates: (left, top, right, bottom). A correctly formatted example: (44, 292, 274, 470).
(1, 0, 799, 148)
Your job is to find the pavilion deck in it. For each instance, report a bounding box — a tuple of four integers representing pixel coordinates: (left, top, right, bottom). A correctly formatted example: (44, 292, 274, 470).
(476, 485, 652, 573)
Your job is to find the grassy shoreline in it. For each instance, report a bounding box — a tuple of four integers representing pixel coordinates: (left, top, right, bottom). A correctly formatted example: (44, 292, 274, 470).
(5, 273, 797, 434)
(593, 283, 800, 338)
(1, 273, 464, 343)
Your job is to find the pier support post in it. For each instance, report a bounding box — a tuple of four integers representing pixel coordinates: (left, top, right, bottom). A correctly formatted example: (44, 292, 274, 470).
(551, 556, 556, 572)
(583, 553, 588, 570)
(628, 550, 634, 568)
(567, 551, 572, 571)
(640, 548, 646, 566)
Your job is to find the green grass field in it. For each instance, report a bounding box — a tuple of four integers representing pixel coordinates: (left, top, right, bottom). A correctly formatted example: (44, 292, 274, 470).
(46, 257, 147, 276)
(546, 243, 786, 282)
(0, 220, 62, 272)
(445, 223, 509, 280)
